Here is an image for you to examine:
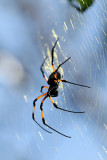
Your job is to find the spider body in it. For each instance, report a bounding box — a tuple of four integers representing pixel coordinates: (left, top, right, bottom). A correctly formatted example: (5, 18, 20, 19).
(32, 38, 90, 138)
(48, 71, 61, 86)
(48, 85, 59, 97)
(47, 71, 61, 97)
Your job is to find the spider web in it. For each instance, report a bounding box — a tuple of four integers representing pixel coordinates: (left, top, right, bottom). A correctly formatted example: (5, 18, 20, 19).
(39, 0, 107, 159)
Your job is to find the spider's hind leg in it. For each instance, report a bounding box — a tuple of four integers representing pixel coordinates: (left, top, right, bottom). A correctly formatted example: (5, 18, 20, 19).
(32, 93, 52, 134)
(49, 96, 85, 113)
(40, 95, 71, 138)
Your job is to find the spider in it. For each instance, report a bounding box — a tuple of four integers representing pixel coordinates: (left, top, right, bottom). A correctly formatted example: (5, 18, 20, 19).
(32, 38, 90, 138)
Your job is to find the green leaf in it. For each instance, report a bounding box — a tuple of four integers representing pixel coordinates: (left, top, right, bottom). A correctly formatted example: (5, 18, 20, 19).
(69, 0, 94, 12)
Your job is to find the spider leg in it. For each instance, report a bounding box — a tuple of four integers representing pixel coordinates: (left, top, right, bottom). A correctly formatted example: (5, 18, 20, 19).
(49, 96, 85, 113)
(40, 86, 49, 93)
(32, 93, 52, 134)
(40, 95, 71, 138)
(55, 57, 71, 72)
(51, 38, 59, 72)
(57, 79, 90, 88)
(40, 56, 48, 82)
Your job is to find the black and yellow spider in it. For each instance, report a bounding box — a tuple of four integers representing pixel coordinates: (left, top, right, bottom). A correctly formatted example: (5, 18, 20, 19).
(32, 38, 90, 138)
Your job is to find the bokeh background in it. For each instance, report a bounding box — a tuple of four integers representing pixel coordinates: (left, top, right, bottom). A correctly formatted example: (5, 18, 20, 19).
(0, 0, 107, 160)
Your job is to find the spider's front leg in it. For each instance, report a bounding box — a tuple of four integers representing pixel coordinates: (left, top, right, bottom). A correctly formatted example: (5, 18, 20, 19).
(57, 79, 90, 88)
(51, 38, 59, 72)
(40, 56, 48, 82)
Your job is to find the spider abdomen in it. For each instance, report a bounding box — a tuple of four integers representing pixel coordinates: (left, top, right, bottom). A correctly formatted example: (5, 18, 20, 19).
(49, 86, 59, 97)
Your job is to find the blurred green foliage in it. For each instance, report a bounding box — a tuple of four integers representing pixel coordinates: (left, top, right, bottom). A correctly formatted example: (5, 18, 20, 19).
(69, 0, 94, 12)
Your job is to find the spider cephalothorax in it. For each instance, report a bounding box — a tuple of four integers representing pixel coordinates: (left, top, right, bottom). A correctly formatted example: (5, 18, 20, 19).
(47, 71, 61, 97)
(48, 72, 61, 85)
(32, 38, 90, 138)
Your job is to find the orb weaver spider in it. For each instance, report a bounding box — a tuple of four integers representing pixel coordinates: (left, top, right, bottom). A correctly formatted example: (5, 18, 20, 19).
(32, 38, 90, 138)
